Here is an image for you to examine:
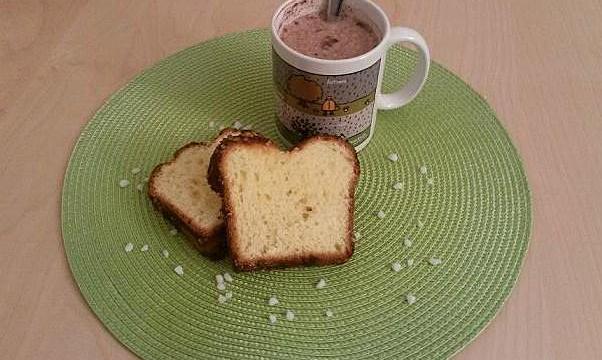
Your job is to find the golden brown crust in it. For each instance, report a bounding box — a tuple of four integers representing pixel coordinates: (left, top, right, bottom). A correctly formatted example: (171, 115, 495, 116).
(148, 143, 226, 259)
(210, 135, 360, 271)
(148, 192, 227, 259)
(147, 128, 262, 259)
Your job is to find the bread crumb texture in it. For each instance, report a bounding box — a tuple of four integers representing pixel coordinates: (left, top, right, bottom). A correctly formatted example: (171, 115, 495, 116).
(222, 139, 358, 268)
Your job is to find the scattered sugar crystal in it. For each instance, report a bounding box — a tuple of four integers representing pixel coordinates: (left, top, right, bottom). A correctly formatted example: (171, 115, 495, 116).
(208, 121, 215, 128)
(232, 121, 243, 129)
(124, 242, 134, 252)
(376, 210, 385, 219)
(118, 179, 130, 188)
(174, 265, 184, 276)
(216, 274, 224, 284)
(406, 293, 417, 305)
(223, 272, 233, 283)
(403, 237, 412, 247)
(140, 244, 149, 252)
(242, 124, 253, 130)
(388, 153, 399, 162)
(325, 309, 334, 317)
(269, 314, 277, 324)
(420, 165, 428, 174)
(316, 278, 327, 289)
(217, 282, 226, 291)
(136, 183, 144, 191)
(285, 310, 295, 321)
(354, 231, 361, 241)
(218, 294, 227, 304)
(393, 182, 403, 190)
(170, 228, 178, 235)
(131, 167, 141, 174)
(391, 261, 402, 272)
(225, 291, 233, 300)
(268, 296, 279, 306)
(407, 258, 414, 267)
(429, 257, 442, 266)
(218, 125, 225, 130)
(427, 178, 434, 186)
(162, 249, 169, 258)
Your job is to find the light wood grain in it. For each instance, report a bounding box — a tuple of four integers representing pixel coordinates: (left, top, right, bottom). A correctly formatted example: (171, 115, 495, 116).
(1, 0, 601, 359)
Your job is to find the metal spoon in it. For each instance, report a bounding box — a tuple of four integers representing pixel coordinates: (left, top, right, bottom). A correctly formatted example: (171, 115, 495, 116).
(326, 0, 344, 21)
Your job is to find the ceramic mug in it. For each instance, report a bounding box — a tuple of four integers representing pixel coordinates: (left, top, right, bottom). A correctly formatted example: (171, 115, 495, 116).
(272, 0, 430, 151)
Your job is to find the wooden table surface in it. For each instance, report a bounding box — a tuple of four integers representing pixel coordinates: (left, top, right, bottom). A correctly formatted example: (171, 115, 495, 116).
(1, 0, 601, 359)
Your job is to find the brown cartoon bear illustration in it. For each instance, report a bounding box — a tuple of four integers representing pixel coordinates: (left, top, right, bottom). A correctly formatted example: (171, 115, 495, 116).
(287, 75, 322, 108)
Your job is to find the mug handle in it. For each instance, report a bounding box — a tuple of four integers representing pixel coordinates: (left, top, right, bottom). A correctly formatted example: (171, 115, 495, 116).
(376, 27, 430, 110)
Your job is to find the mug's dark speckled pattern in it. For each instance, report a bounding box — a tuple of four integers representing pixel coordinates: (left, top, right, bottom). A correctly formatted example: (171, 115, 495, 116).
(277, 100, 374, 138)
(273, 54, 380, 139)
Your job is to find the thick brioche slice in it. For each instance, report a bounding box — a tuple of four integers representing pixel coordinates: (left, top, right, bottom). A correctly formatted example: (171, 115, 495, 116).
(209, 135, 360, 271)
(148, 128, 261, 259)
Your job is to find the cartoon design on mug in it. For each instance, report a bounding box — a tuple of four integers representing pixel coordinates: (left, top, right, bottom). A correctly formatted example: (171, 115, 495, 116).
(273, 49, 381, 144)
(278, 69, 377, 120)
(321, 96, 337, 116)
(287, 75, 322, 109)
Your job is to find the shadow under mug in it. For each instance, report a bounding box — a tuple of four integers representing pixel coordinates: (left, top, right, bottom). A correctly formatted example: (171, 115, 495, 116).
(271, 0, 430, 151)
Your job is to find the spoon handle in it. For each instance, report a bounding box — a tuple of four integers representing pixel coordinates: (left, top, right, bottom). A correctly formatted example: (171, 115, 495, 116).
(327, 0, 344, 21)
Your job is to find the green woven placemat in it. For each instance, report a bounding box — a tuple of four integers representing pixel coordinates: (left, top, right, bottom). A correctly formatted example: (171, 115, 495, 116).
(62, 29, 531, 359)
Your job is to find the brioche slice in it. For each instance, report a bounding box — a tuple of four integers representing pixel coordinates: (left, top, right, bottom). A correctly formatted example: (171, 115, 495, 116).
(148, 128, 261, 259)
(209, 135, 360, 271)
